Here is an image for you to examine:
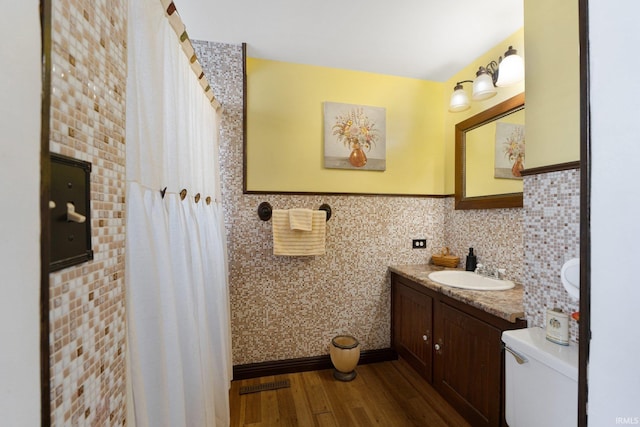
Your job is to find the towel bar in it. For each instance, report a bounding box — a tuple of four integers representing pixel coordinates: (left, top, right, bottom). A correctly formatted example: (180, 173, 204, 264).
(257, 202, 332, 221)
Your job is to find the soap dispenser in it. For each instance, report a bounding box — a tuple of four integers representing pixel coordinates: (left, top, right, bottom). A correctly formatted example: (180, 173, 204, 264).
(465, 248, 477, 271)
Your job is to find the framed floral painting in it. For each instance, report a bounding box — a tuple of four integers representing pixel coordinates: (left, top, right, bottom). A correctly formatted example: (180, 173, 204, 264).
(323, 102, 386, 170)
(494, 122, 525, 179)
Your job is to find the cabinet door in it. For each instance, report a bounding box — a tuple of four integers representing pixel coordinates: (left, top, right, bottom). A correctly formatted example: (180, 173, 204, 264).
(434, 301, 502, 427)
(392, 281, 433, 382)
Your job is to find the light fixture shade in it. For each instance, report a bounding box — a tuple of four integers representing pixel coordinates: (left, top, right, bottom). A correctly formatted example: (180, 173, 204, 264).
(472, 72, 497, 101)
(496, 48, 525, 87)
(449, 85, 470, 112)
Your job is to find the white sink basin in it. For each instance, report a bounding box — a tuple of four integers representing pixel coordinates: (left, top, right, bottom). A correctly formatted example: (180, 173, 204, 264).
(427, 270, 515, 291)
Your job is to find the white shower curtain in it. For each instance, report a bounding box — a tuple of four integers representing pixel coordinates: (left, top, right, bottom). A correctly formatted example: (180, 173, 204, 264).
(125, 0, 231, 426)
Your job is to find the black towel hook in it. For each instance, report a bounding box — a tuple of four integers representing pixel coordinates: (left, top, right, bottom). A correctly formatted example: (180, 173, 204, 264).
(257, 202, 273, 221)
(318, 204, 332, 221)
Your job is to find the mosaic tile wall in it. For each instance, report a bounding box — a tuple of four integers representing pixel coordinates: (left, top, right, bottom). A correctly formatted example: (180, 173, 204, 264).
(523, 169, 581, 342)
(444, 201, 524, 283)
(48, 0, 127, 425)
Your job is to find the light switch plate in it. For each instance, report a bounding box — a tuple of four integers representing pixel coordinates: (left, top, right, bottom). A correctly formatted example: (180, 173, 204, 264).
(50, 153, 93, 272)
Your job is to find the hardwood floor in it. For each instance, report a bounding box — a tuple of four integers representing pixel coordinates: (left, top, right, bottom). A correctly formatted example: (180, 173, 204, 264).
(229, 358, 470, 426)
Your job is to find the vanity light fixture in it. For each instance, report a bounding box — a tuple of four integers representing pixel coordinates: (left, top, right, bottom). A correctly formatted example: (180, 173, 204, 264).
(448, 46, 525, 112)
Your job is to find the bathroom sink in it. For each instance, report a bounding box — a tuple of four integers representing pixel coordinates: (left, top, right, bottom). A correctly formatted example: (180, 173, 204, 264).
(427, 270, 515, 291)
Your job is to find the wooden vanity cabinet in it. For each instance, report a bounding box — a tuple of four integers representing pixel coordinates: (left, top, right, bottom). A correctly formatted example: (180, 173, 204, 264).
(390, 272, 526, 427)
(392, 278, 433, 382)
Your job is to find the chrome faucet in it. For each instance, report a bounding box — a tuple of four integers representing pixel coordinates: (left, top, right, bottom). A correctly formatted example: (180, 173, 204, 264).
(475, 263, 506, 279)
(474, 263, 491, 276)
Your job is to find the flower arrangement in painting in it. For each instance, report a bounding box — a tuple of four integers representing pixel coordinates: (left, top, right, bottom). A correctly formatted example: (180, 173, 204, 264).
(502, 125, 525, 162)
(331, 108, 380, 152)
(502, 125, 525, 177)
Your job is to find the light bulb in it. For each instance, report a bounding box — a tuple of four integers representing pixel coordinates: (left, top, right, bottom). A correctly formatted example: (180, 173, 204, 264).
(496, 47, 525, 87)
(472, 72, 497, 101)
(449, 85, 470, 112)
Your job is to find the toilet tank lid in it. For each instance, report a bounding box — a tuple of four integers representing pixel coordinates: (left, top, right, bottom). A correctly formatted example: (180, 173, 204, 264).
(502, 327, 579, 381)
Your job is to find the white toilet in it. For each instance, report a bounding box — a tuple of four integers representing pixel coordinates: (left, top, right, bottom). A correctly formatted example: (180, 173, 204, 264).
(501, 327, 579, 427)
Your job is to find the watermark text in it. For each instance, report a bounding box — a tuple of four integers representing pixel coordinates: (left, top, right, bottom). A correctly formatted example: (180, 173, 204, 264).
(616, 417, 640, 425)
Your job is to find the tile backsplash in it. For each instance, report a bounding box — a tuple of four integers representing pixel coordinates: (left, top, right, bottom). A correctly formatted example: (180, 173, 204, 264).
(444, 201, 524, 283)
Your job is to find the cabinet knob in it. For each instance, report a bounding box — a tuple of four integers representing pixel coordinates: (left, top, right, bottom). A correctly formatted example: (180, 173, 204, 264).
(434, 343, 441, 351)
(422, 334, 429, 342)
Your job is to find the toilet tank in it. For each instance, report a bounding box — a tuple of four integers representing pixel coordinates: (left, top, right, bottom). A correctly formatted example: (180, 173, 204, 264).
(502, 327, 579, 427)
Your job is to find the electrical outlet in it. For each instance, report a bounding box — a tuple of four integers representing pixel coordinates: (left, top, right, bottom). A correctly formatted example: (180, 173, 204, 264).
(412, 239, 427, 249)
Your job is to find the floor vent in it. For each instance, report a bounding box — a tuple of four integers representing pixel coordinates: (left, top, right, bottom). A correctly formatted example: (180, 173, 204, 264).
(239, 380, 291, 395)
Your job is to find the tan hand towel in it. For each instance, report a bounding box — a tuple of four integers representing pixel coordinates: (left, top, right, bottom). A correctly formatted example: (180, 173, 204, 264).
(289, 208, 313, 231)
(272, 209, 326, 256)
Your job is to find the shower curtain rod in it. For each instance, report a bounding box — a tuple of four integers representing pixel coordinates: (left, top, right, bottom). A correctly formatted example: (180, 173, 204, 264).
(161, 0, 222, 112)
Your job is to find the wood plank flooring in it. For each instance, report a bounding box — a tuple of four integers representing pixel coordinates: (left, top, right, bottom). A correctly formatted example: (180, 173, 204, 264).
(229, 358, 470, 426)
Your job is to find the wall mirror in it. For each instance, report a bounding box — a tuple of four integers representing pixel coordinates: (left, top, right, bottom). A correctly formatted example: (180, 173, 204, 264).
(455, 93, 525, 210)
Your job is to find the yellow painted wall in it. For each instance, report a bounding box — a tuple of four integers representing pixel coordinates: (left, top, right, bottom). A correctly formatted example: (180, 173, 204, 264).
(524, 0, 580, 168)
(466, 108, 525, 197)
(246, 59, 445, 194)
(444, 28, 526, 194)
(247, 7, 580, 196)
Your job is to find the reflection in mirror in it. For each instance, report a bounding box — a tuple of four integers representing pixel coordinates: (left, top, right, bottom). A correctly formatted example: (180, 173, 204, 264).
(455, 93, 525, 210)
(466, 108, 525, 197)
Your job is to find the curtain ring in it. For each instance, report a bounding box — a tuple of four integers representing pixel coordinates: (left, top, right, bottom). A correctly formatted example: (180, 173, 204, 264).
(180, 189, 187, 200)
(206, 196, 212, 205)
(195, 193, 201, 203)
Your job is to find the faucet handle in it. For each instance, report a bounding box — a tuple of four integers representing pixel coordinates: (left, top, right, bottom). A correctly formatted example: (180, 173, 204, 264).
(497, 268, 506, 279)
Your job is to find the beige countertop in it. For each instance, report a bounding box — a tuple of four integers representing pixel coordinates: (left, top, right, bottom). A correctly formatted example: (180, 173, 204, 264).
(389, 264, 525, 323)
